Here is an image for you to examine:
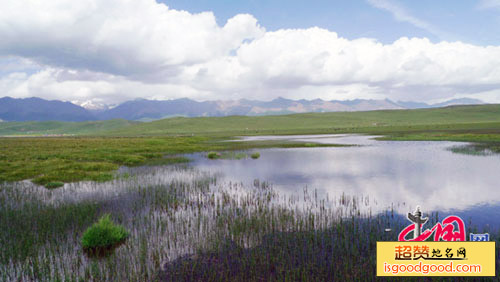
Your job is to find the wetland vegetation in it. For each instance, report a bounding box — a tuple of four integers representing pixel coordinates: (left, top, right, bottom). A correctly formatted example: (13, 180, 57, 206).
(0, 167, 391, 280)
(2, 167, 497, 281)
(81, 214, 129, 253)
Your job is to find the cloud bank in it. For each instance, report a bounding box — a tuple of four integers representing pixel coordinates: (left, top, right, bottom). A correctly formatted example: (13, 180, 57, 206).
(1, 0, 499, 106)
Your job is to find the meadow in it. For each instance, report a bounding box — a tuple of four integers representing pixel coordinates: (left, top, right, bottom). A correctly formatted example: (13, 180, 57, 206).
(1, 104, 500, 281)
(1, 104, 500, 187)
(104, 104, 500, 137)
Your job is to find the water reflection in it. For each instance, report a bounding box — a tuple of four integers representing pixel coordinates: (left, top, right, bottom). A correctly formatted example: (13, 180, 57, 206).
(191, 135, 500, 230)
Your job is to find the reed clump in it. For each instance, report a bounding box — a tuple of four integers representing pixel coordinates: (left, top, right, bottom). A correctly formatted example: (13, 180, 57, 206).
(81, 214, 129, 254)
(207, 152, 220, 159)
(250, 152, 260, 159)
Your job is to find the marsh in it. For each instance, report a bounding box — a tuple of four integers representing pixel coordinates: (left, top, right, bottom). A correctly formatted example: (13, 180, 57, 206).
(2, 134, 499, 281)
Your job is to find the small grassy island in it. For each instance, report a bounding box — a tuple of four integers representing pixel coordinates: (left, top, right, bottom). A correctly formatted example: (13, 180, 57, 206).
(81, 214, 129, 256)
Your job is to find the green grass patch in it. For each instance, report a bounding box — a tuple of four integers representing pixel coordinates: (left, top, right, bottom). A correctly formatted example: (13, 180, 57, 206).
(81, 214, 129, 251)
(142, 156, 190, 166)
(207, 151, 256, 160)
(448, 143, 500, 156)
(0, 119, 136, 136)
(219, 152, 247, 160)
(207, 151, 247, 160)
(207, 151, 220, 159)
(0, 136, 209, 186)
(250, 152, 260, 159)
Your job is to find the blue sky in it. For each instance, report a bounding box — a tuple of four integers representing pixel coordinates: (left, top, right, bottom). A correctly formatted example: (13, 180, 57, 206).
(161, 0, 500, 45)
(0, 0, 500, 106)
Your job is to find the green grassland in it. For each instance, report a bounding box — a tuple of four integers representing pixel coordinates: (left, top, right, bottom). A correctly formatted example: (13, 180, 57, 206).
(0, 136, 206, 186)
(2, 104, 500, 137)
(98, 104, 500, 137)
(0, 119, 137, 136)
(1, 104, 499, 186)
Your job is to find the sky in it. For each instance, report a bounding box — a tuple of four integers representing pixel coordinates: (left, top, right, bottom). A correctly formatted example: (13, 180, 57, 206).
(1, 0, 500, 108)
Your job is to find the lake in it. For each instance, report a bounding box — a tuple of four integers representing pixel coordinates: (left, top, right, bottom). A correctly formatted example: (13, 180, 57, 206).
(188, 134, 500, 232)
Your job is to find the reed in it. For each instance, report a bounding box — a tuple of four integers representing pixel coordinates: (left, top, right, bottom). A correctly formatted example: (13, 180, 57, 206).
(0, 166, 497, 281)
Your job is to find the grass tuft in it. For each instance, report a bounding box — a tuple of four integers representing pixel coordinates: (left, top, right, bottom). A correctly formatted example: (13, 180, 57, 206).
(81, 214, 128, 251)
(207, 151, 220, 159)
(250, 152, 260, 159)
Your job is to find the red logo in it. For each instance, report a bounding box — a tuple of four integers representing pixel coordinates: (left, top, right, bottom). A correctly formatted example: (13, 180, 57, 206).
(398, 206, 466, 242)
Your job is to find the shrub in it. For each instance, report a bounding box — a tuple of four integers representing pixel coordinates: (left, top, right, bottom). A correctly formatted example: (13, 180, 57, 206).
(207, 152, 220, 159)
(81, 214, 129, 250)
(250, 152, 260, 159)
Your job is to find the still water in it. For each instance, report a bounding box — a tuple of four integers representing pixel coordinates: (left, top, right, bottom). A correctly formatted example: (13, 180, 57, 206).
(189, 134, 500, 231)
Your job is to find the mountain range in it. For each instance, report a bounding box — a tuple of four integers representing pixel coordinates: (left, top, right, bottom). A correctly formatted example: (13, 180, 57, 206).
(0, 96, 486, 122)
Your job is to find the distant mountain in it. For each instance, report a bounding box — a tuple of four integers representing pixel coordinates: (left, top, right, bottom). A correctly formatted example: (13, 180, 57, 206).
(396, 98, 484, 109)
(99, 97, 408, 120)
(78, 100, 110, 111)
(0, 96, 488, 122)
(96, 98, 219, 120)
(395, 101, 432, 109)
(0, 97, 95, 122)
(431, 98, 484, 108)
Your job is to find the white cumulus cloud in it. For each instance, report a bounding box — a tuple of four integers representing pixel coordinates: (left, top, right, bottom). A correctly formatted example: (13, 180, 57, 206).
(0, 0, 499, 104)
(0, 0, 264, 77)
